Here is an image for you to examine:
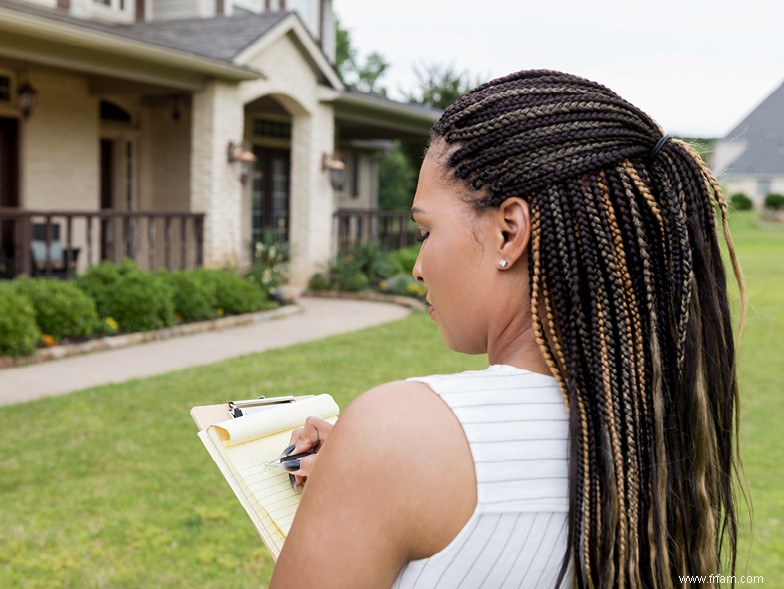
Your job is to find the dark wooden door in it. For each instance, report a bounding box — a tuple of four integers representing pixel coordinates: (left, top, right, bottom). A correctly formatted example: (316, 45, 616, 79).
(252, 148, 290, 245)
(0, 117, 19, 275)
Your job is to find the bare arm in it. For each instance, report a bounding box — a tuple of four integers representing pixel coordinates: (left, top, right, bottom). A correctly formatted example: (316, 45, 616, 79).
(270, 380, 476, 588)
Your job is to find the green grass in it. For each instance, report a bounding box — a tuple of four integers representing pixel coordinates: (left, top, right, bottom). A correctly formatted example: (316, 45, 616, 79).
(0, 211, 780, 587)
(0, 311, 486, 588)
(724, 213, 784, 583)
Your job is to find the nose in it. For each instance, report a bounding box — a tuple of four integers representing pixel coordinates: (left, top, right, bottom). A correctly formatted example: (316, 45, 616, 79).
(412, 246, 425, 283)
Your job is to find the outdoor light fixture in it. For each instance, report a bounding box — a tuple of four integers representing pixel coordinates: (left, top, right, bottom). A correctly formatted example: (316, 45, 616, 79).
(227, 140, 256, 184)
(17, 82, 37, 119)
(322, 152, 346, 191)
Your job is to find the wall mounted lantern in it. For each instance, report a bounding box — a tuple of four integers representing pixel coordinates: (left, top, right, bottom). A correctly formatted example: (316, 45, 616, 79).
(17, 82, 37, 119)
(227, 141, 256, 184)
(322, 152, 346, 191)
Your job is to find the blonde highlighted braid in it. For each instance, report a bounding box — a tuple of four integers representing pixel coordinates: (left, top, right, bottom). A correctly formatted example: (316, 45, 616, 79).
(431, 70, 745, 588)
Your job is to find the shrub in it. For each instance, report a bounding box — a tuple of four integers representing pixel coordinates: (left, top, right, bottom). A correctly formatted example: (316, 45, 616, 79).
(0, 284, 41, 356)
(12, 277, 99, 341)
(75, 260, 122, 319)
(249, 232, 290, 300)
(338, 271, 369, 292)
(729, 192, 754, 211)
(202, 269, 271, 315)
(77, 260, 175, 333)
(764, 193, 784, 211)
(308, 243, 422, 294)
(378, 274, 427, 301)
(343, 243, 393, 286)
(307, 272, 332, 291)
(387, 244, 420, 276)
(162, 269, 217, 323)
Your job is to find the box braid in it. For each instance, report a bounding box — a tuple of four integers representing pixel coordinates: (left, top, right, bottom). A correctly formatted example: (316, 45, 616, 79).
(430, 70, 745, 588)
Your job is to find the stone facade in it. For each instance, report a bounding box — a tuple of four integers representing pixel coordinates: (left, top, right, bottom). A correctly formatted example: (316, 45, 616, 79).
(0, 0, 438, 284)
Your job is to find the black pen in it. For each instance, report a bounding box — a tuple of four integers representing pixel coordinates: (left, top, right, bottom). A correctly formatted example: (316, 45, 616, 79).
(264, 450, 317, 471)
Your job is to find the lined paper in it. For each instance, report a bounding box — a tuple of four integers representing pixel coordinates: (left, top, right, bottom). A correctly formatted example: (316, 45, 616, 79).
(196, 394, 339, 559)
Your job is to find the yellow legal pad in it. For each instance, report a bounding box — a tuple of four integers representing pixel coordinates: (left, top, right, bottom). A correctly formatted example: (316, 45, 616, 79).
(191, 394, 339, 560)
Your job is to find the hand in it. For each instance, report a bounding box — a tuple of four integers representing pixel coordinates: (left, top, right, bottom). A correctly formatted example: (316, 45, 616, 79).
(287, 416, 334, 487)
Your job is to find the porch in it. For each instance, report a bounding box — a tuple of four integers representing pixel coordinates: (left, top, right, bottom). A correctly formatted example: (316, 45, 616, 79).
(334, 208, 418, 252)
(0, 207, 204, 279)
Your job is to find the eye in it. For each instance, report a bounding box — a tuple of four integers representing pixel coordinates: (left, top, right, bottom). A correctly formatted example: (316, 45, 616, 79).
(416, 230, 430, 243)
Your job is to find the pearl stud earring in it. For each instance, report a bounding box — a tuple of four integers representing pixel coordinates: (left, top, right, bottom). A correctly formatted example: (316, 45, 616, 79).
(498, 258, 509, 269)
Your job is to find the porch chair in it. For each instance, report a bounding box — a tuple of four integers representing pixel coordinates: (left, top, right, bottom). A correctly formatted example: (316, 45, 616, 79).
(30, 223, 79, 278)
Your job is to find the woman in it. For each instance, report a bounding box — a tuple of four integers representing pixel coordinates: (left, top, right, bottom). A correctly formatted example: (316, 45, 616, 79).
(270, 70, 745, 588)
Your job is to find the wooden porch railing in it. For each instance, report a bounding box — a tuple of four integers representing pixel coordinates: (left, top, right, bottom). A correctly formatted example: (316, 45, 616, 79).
(334, 208, 419, 251)
(0, 208, 205, 279)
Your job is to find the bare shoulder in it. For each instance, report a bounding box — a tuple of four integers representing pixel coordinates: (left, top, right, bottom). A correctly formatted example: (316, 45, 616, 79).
(272, 379, 476, 587)
(328, 380, 477, 556)
(341, 379, 464, 443)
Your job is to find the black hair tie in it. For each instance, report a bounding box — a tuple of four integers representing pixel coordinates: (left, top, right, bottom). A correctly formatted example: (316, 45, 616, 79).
(647, 135, 671, 162)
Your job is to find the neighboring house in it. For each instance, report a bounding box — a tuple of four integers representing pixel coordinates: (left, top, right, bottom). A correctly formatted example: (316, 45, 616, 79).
(0, 0, 438, 284)
(711, 80, 784, 207)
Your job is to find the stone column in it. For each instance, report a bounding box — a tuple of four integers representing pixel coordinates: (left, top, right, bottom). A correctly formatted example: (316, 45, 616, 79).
(288, 102, 336, 286)
(190, 81, 247, 269)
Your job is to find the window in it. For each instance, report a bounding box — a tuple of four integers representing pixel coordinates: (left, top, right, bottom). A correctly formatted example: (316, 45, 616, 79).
(351, 153, 360, 198)
(252, 118, 291, 140)
(0, 75, 10, 103)
(94, 0, 126, 8)
(100, 100, 132, 123)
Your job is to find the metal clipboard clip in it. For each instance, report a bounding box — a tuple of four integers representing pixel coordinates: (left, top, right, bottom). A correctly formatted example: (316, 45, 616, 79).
(227, 395, 296, 418)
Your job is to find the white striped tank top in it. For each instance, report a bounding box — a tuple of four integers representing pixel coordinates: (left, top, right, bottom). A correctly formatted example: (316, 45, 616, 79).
(392, 365, 571, 589)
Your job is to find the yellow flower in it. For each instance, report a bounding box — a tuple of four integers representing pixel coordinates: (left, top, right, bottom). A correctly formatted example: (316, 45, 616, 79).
(217, 307, 225, 317)
(105, 317, 118, 331)
(41, 334, 57, 347)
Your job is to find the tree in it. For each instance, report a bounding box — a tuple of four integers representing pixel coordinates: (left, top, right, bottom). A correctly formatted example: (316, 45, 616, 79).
(334, 18, 389, 96)
(403, 62, 483, 110)
(334, 18, 354, 82)
(378, 144, 417, 211)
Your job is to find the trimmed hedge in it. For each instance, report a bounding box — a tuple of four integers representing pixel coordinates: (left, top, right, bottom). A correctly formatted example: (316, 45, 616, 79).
(76, 260, 175, 333)
(202, 269, 273, 315)
(0, 284, 41, 356)
(12, 277, 99, 341)
(729, 192, 754, 212)
(162, 269, 217, 323)
(764, 193, 784, 211)
(1, 260, 276, 357)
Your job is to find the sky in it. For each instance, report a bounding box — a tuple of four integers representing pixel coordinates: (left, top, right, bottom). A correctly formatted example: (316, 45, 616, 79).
(333, 0, 783, 138)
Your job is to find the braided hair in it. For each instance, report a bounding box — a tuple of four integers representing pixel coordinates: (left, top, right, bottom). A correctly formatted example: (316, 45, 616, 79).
(431, 70, 745, 588)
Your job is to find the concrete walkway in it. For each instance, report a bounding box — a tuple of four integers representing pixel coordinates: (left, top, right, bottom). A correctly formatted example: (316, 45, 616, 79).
(0, 296, 411, 407)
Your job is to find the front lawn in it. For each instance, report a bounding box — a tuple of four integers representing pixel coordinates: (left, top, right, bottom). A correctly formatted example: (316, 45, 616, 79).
(0, 211, 780, 587)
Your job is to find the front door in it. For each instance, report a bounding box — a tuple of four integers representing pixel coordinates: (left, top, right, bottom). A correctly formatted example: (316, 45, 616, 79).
(252, 147, 290, 245)
(0, 117, 19, 276)
(100, 138, 114, 260)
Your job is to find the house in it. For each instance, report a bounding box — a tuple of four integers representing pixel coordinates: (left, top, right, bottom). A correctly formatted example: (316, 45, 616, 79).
(711, 80, 784, 207)
(0, 0, 438, 284)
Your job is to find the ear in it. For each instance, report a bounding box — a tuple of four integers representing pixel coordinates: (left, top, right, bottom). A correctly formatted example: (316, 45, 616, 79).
(493, 197, 531, 269)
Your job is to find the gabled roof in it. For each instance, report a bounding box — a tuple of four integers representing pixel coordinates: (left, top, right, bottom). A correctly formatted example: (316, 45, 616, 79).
(720, 80, 784, 176)
(0, 0, 259, 83)
(114, 12, 289, 63)
(0, 0, 343, 89)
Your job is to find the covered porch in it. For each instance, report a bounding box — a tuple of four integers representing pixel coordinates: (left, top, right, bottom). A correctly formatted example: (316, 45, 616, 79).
(0, 207, 204, 279)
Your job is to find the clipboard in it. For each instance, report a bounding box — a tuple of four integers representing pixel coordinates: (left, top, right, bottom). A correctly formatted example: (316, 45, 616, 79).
(190, 395, 299, 431)
(191, 393, 339, 559)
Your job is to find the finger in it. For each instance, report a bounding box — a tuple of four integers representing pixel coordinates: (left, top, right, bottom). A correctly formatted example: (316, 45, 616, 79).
(292, 453, 318, 478)
(293, 416, 333, 453)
